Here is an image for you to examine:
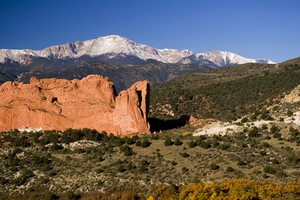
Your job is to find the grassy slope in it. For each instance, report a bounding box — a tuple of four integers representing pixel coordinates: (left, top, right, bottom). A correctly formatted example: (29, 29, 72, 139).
(0, 126, 300, 198)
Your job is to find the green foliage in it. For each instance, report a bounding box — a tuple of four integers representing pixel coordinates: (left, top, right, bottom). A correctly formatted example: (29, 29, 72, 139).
(248, 126, 260, 138)
(289, 127, 300, 143)
(263, 166, 277, 175)
(138, 160, 150, 172)
(174, 138, 183, 146)
(197, 140, 212, 149)
(135, 140, 142, 147)
(141, 138, 151, 148)
(0, 177, 9, 185)
(270, 125, 280, 134)
(95, 168, 103, 174)
(180, 152, 190, 158)
(120, 145, 134, 156)
(287, 110, 294, 117)
(209, 163, 220, 170)
(50, 143, 63, 151)
(241, 117, 248, 123)
(226, 166, 234, 173)
(116, 164, 126, 173)
(124, 136, 137, 145)
(181, 167, 189, 173)
(164, 137, 173, 146)
(237, 161, 247, 166)
(188, 140, 197, 148)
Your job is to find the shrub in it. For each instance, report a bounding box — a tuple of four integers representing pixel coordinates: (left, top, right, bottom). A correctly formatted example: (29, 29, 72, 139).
(273, 133, 282, 139)
(164, 137, 173, 146)
(276, 170, 287, 178)
(13, 136, 31, 147)
(127, 163, 134, 171)
(141, 139, 151, 148)
(209, 163, 220, 170)
(287, 110, 294, 117)
(114, 138, 125, 147)
(0, 177, 8, 185)
(174, 138, 183, 146)
(136, 140, 142, 147)
(95, 168, 104, 173)
(237, 161, 247, 166)
(189, 140, 197, 148)
(139, 160, 150, 172)
(270, 125, 280, 134)
(261, 142, 271, 148)
(261, 124, 268, 130)
(241, 117, 248, 123)
(272, 159, 280, 164)
(279, 117, 284, 122)
(116, 165, 126, 173)
(124, 137, 136, 145)
(263, 166, 276, 175)
(120, 145, 134, 156)
(226, 166, 234, 172)
(289, 127, 300, 137)
(182, 167, 189, 173)
(220, 143, 230, 150)
(197, 141, 212, 149)
(50, 143, 63, 151)
(180, 152, 190, 158)
(248, 126, 260, 137)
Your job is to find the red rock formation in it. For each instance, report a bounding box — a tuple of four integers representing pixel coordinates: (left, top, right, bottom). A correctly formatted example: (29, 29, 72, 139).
(189, 116, 216, 127)
(0, 75, 150, 135)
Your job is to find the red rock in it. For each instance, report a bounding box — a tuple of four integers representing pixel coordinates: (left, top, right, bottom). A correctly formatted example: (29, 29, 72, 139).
(0, 75, 150, 135)
(189, 116, 216, 127)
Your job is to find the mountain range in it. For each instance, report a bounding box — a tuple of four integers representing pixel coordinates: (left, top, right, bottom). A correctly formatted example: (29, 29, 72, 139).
(0, 35, 274, 90)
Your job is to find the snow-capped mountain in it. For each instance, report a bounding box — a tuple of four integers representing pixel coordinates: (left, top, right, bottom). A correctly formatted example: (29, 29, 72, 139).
(0, 35, 274, 67)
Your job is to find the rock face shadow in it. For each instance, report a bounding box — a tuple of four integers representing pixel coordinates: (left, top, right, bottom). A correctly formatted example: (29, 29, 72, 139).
(148, 115, 190, 132)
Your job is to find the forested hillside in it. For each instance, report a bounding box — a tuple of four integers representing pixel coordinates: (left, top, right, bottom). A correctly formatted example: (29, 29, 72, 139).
(151, 58, 300, 121)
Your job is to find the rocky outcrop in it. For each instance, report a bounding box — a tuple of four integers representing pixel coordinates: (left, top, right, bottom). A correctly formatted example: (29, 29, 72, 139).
(188, 116, 216, 127)
(282, 85, 300, 103)
(0, 75, 150, 135)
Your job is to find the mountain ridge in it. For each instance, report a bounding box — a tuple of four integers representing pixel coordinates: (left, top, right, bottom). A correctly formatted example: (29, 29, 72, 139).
(0, 35, 274, 67)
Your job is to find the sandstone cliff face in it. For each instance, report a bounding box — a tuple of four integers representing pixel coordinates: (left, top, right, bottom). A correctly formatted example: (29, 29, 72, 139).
(0, 75, 150, 135)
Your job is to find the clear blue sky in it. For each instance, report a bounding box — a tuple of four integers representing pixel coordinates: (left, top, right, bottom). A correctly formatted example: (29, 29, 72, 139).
(0, 0, 299, 62)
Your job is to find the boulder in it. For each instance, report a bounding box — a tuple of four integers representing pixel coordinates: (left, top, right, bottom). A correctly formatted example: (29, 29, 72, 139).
(0, 75, 150, 135)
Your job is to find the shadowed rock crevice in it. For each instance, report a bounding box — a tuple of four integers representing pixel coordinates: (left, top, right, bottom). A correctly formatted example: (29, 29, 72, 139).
(148, 115, 190, 132)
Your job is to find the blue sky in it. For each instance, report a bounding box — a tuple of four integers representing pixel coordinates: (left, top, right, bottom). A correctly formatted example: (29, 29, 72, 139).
(0, 0, 299, 62)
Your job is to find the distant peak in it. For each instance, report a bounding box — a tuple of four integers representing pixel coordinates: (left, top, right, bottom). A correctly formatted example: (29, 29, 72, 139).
(99, 35, 129, 41)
